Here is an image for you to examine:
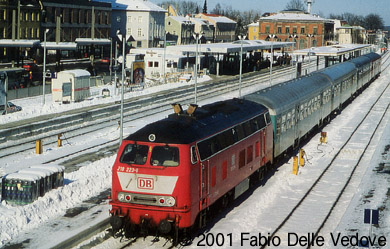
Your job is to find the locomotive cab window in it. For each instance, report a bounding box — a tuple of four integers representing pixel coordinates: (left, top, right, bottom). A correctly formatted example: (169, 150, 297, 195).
(151, 146, 179, 167)
(191, 146, 198, 164)
(120, 144, 149, 165)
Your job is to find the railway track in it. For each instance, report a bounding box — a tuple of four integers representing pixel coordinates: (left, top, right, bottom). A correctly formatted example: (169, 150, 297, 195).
(259, 54, 390, 249)
(0, 60, 314, 164)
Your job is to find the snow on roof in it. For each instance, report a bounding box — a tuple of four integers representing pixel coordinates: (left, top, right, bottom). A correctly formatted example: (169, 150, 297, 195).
(19, 168, 52, 177)
(97, 0, 166, 12)
(260, 11, 329, 22)
(190, 18, 213, 26)
(168, 16, 194, 25)
(5, 172, 40, 181)
(31, 165, 65, 173)
(58, 69, 91, 78)
(202, 14, 237, 24)
(248, 22, 259, 27)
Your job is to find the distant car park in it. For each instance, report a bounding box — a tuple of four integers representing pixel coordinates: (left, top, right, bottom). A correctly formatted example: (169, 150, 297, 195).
(1, 102, 22, 115)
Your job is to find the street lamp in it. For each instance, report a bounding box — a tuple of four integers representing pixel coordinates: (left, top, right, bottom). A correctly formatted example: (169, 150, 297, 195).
(307, 34, 314, 73)
(238, 35, 246, 98)
(117, 29, 128, 145)
(289, 34, 298, 79)
(42, 29, 49, 105)
(163, 31, 167, 84)
(193, 32, 203, 104)
(268, 34, 277, 86)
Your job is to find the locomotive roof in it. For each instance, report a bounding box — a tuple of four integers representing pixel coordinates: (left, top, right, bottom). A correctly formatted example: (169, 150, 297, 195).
(245, 73, 332, 115)
(125, 98, 267, 144)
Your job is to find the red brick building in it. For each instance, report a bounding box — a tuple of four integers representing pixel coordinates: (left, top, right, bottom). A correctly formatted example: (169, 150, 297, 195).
(258, 10, 334, 49)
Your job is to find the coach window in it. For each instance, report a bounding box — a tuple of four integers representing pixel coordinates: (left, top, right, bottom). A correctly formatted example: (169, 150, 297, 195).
(287, 112, 291, 129)
(276, 118, 281, 135)
(243, 121, 252, 136)
(292, 111, 296, 126)
(257, 115, 266, 129)
(281, 115, 286, 133)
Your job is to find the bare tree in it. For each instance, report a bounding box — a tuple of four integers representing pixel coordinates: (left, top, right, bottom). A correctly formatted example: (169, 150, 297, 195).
(364, 13, 384, 30)
(285, 0, 306, 11)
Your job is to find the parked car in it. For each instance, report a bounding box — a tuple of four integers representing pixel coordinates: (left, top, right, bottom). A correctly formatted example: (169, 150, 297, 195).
(1, 102, 22, 115)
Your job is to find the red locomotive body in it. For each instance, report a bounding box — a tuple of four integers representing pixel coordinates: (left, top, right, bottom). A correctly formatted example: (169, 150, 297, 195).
(109, 99, 273, 240)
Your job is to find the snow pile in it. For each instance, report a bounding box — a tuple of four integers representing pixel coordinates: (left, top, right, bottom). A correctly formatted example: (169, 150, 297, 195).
(0, 156, 115, 246)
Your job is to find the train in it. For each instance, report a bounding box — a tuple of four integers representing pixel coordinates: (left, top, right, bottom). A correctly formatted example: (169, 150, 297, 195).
(108, 52, 381, 243)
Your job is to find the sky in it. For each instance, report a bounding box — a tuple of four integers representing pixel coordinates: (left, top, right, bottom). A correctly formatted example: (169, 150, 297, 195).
(151, 0, 390, 26)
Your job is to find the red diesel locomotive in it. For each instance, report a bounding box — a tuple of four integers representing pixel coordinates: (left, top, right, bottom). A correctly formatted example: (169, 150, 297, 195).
(109, 98, 273, 241)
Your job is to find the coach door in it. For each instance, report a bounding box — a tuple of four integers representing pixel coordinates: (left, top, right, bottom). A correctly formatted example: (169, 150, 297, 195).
(200, 160, 209, 208)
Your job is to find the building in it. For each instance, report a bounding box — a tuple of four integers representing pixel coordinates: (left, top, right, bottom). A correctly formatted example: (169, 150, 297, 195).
(337, 25, 367, 44)
(247, 22, 260, 40)
(165, 16, 194, 45)
(189, 17, 214, 43)
(105, 0, 166, 48)
(195, 13, 236, 43)
(258, 10, 334, 49)
(0, 0, 41, 62)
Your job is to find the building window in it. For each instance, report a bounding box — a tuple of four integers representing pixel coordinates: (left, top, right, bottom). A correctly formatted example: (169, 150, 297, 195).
(137, 28, 142, 37)
(313, 27, 318, 35)
(277, 27, 282, 34)
(127, 15, 131, 23)
(137, 41, 142, 47)
(293, 27, 297, 34)
(301, 27, 305, 34)
(127, 28, 132, 35)
(138, 16, 142, 23)
(265, 25, 270, 34)
(286, 27, 290, 34)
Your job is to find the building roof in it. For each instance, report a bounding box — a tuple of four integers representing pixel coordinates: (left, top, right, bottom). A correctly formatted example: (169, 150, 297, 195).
(260, 10, 330, 22)
(95, 0, 166, 12)
(167, 16, 194, 25)
(201, 13, 237, 24)
(293, 44, 372, 56)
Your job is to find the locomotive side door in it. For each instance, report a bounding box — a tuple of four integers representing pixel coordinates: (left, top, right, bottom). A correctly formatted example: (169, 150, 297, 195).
(200, 160, 209, 208)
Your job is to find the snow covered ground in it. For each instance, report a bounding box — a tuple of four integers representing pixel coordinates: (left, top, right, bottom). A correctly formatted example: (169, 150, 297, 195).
(1, 55, 389, 249)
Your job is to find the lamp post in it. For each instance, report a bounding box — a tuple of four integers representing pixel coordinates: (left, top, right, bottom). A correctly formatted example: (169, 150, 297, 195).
(163, 31, 167, 84)
(42, 29, 49, 105)
(238, 35, 246, 98)
(289, 34, 298, 79)
(193, 32, 203, 104)
(109, 37, 112, 82)
(307, 34, 314, 73)
(117, 30, 127, 145)
(268, 34, 277, 86)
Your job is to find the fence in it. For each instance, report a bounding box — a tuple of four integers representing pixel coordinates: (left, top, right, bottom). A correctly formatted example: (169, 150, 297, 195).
(6, 75, 111, 101)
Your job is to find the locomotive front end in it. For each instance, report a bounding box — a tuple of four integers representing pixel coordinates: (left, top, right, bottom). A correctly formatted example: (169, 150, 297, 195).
(109, 139, 194, 239)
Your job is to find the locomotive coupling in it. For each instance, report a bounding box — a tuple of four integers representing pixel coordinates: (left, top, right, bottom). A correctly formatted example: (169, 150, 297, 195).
(110, 215, 124, 232)
(158, 219, 172, 234)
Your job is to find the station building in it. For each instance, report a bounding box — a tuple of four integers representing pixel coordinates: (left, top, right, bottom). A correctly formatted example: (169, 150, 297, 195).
(257, 10, 334, 50)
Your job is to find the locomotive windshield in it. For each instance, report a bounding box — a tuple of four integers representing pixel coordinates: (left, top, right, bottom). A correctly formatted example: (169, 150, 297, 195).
(120, 144, 149, 165)
(150, 146, 179, 167)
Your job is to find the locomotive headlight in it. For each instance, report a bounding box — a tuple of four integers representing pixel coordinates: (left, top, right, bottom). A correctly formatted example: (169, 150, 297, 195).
(118, 193, 125, 202)
(166, 197, 175, 207)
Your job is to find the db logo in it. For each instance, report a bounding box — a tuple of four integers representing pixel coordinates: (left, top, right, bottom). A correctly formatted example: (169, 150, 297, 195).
(137, 177, 154, 190)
